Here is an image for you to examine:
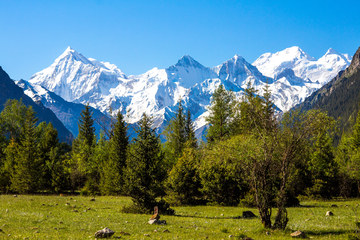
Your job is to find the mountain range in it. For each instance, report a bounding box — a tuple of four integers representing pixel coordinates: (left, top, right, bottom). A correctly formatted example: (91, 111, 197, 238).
(10, 46, 352, 138)
(295, 47, 360, 138)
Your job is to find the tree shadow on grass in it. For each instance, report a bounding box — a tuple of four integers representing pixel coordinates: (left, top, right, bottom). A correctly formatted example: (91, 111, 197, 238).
(307, 229, 353, 236)
(173, 214, 252, 220)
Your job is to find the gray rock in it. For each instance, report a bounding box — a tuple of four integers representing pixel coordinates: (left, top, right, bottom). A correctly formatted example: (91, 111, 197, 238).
(326, 211, 334, 216)
(94, 227, 115, 238)
(148, 219, 167, 225)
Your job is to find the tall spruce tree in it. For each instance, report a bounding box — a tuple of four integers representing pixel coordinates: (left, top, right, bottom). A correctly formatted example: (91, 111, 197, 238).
(10, 106, 41, 193)
(205, 84, 235, 142)
(185, 109, 197, 148)
(100, 111, 128, 195)
(70, 104, 96, 192)
(124, 113, 166, 212)
(163, 100, 187, 166)
(78, 104, 95, 146)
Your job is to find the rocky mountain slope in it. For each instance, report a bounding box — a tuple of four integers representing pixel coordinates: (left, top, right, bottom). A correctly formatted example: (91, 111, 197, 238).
(294, 47, 360, 135)
(15, 79, 111, 137)
(0, 67, 73, 142)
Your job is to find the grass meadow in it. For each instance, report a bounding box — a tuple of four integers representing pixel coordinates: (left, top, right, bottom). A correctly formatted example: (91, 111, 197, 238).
(0, 195, 359, 239)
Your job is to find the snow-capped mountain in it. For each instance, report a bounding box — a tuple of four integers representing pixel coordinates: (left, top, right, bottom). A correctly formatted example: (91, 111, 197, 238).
(15, 79, 111, 137)
(26, 46, 351, 138)
(253, 46, 352, 84)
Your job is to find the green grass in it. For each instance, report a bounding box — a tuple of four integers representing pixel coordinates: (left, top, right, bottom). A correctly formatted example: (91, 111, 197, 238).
(0, 195, 360, 239)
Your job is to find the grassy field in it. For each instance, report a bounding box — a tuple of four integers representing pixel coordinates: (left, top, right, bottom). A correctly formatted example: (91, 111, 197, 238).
(0, 195, 359, 239)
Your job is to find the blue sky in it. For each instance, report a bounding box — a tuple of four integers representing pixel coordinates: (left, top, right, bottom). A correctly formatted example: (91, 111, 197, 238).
(1, 0, 359, 80)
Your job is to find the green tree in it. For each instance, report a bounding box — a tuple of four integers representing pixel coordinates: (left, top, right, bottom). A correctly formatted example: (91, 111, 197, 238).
(100, 111, 128, 195)
(163, 100, 187, 166)
(70, 104, 96, 192)
(336, 110, 360, 196)
(0, 100, 34, 192)
(10, 106, 41, 193)
(36, 122, 60, 191)
(166, 144, 202, 205)
(185, 109, 197, 148)
(199, 136, 246, 205)
(205, 84, 235, 142)
(78, 103, 95, 146)
(306, 131, 338, 198)
(124, 113, 166, 213)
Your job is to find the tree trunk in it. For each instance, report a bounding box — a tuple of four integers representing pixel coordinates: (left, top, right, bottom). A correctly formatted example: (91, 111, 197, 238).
(259, 207, 272, 228)
(273, 207, 289, 230)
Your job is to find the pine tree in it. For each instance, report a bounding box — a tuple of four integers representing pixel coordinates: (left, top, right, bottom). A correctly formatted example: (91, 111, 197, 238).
(124, 113, 166, 212)
(70, 104, 96, 192)
(78, 103, 95, 146)
(100, 111, 128, 195)
(307, 132, 337, 198)
(163, 100, 187, 166)
(10, 107, 41, 193)
(36, 122, 60, 191)
(185, 109, 197, 148)
(205, 84, 235, 142)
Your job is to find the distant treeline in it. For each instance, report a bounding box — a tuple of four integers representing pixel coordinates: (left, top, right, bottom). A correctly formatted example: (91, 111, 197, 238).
(1, 84, 360, 229)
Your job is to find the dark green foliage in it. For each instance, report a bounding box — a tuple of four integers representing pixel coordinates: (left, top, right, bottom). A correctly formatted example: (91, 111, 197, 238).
(100, 111, 128, 195)
(306, 132, 338, 198)
(9, 106, 41, 193)
(205, 84, 235, 142)
(78, 104, 95, 147)
(336, 110, 360, 197)
(163, 100, 187, 166)
(70, 104, 97, 192)
(199, 136, 247, 206)
(185, 109, 197, 148)
(124, 113, 168, 213)
(166, 145, 203, 206)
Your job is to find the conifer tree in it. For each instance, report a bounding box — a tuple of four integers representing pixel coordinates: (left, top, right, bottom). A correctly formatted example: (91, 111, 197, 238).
(100, 111, 128, 195)
(185, 109, 197, 148)
(78, 103, 95, 146)
(70, 104, 96, 192)
(10, 106, 41, 193)
(205, 84, 235, 142)
(124, 113, 166, 212)
(163, 100, 187, 166)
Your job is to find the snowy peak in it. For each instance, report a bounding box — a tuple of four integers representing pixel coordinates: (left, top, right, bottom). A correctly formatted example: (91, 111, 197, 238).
(213, 54, 268, 86)
(175, 55, 204, 68)
(253, 46, 351, 84)
(56, 46, 93, 65)
(29, 46, 127, 103)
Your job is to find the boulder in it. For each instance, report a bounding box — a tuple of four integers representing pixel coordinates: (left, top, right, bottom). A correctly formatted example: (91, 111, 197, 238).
(148, 219, 167, 225)
(326, 211, 334, 216)
(291, 230, 307, 238)
(94, 228, 115, 238)
(242, 211, 256, 218)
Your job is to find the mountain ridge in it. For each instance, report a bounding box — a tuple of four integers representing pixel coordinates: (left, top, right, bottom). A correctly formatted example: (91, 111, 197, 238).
(25, 46, 352, 137)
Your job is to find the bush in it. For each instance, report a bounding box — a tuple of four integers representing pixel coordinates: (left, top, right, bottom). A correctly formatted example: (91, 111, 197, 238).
(121, 199, 175, 215)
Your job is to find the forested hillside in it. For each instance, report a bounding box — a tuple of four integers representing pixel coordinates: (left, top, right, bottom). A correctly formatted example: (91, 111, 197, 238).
(295, 47, 360, 136)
